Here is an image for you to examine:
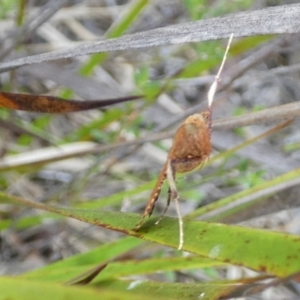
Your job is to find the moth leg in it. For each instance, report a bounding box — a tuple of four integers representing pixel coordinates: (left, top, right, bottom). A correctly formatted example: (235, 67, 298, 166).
(155, 158, 180, 225)
(134, 163, 167, 231)
(155, 159, 178, 225)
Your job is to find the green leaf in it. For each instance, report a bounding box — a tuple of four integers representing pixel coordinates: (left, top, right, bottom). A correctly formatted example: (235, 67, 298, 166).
(80, 0, 149, 76)
(22, 256, 224, 283)
(93, 256, 225, 281)
(0, 277, 166, 300)
(230, 35, 273, 56)
(64, 108, 124, 142)
(23, 236, 143, 281)
(3, 191, 300, 277)
(93, 278, 250, 300)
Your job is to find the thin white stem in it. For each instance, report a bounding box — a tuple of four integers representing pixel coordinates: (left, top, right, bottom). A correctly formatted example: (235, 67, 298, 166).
(207, 33, 234, 108)
(216, 33, 234, 79)
(166, 160, 184, 250)
(174, 193, 184, 250)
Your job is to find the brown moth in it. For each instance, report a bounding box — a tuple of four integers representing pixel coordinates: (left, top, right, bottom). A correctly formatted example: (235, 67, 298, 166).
(135, 34, 233, 250)
(135, 109, 212, 231)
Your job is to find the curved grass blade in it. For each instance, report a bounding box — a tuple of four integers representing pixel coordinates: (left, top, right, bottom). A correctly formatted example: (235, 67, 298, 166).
(80, 0, 149, 76)
(22, 256, 224, 283)
(2, 191, 300, 277)
(94, 278, 257, 300)
(0, 277, 166, 300)
(64, 263, 108, 285)
(23, 236, 143, 279)
(93, 256, 225, 282)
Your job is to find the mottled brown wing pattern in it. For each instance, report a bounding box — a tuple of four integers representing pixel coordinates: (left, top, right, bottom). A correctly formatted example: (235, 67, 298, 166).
(135, 111, 212, 230)
(169, 113, 212, 173)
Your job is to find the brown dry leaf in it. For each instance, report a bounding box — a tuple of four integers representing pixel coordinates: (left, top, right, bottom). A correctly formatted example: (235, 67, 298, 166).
(0, 92, 142, 113)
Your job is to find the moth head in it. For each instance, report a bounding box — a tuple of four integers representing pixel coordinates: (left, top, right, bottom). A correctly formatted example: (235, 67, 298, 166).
(184, 112, 211, 127)
(184, 113, 204, 124)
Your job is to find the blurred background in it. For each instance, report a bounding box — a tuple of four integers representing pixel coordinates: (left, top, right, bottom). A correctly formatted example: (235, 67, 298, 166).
(0, 1, 300, 298)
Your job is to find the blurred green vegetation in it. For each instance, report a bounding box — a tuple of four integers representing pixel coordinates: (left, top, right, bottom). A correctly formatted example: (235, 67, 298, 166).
(0, 1, 299, 299)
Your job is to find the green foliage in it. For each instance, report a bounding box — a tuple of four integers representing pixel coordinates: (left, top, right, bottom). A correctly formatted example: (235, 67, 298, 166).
(3, 191, 300, 278)
(183, 0, 207, 20)
(0, 0, 17, 19)
(135, 65, 162, 100)
(183, 0, 254, 19)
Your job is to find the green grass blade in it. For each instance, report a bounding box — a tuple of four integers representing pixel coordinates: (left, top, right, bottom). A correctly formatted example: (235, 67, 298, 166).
(23, 236, 143, 279)
(93, 256, 225, 281)
(94, 279, 250, 300)
(80, 0, 149, 76)
(0, 277, 166, 300)
(3, 191, 300, 277)
(21, 256, 224, 283)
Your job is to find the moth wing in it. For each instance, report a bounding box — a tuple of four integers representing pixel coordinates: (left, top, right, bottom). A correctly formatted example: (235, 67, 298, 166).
(169, 122, 211, 160)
